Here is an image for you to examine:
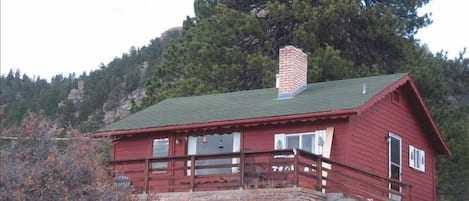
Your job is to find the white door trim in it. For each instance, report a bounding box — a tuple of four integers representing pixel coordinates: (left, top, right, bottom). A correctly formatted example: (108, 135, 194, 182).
(388, 132, 402, 200)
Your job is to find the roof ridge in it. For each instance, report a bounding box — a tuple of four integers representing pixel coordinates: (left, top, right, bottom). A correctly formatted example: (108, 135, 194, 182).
(162, 73, 409, 101)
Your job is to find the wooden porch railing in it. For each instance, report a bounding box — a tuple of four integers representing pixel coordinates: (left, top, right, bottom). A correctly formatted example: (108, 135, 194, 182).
(108, 149, 412, 201)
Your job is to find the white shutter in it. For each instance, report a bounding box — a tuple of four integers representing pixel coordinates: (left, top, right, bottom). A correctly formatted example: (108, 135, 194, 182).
(409, 145, 415, 168)
(274, 134, 286, 149)
(232, 132, 241, 152)
(420, 150, 425, 172)
(188, 136, 197, 155)
(232, 132, 241, 173)
(316, 130, 326, 155)
(187, 136, 197, 175)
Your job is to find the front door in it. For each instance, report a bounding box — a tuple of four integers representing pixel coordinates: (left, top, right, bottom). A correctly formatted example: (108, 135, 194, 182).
(388, 133, 402, 200)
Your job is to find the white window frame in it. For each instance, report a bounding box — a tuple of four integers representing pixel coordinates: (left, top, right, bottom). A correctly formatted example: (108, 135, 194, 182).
(273, 130, 327, 172)
(274, 130, 325, 155)
(152, 138, 169, 174)
(388, 133, 402, 201)
(409, 145, 425, 172)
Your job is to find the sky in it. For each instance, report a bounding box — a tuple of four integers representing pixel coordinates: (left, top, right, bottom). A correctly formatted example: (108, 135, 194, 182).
(1, 0, 195, 80)
(416, 0, 469, 58)
(1, 0, 468, 81)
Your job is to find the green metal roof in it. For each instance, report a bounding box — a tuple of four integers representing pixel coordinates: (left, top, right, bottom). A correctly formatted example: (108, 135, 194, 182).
(98, 73, 407, 132)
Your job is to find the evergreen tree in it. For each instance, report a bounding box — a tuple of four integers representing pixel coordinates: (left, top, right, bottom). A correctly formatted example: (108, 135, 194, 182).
(141, 1, 468, 199)
(1, 1, 467, 198)
(145, 0, 432, 104)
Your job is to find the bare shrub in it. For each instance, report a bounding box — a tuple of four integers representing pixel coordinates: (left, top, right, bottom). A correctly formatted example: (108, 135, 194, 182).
(0, 112, 136, 201)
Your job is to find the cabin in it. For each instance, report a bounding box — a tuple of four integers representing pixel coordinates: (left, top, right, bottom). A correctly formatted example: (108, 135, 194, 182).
(94, 46, 451, 201)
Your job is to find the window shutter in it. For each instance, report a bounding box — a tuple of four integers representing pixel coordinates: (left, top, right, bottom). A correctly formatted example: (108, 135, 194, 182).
(316, 130, 326, 155)
(188, 136, 197, 155)
(274, 134, 286, 150)
(232, 132, 241, 152)
(409, 145, 415, 168)
(232, 132, 241, 173)
(187, 136, 197, 176)
(420, 150, 425, 172)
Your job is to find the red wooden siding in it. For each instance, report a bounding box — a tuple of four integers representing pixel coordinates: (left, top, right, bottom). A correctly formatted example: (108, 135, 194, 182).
(349, 87, 437, 201)
(113, 133, 181, 160)
(114, 119, 349, 162)
(113, 133, 177, 192)
(241, 119, 349, 163)
(114, 135, 154, 160)
(241, 119, 350, 194)
(112, 120, 350, 191)
(110, 85, 439, 199)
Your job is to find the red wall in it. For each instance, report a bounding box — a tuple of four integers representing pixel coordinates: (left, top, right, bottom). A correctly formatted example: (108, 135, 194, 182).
(111, 87, 438, 199)
(349, 88, 436, 201)
(113, 119, 349, 162)
(241, 118, 349, 162)
(112, 119, 350, 192)
(113, 133, 177, 192)
(114, 135, 153, 160)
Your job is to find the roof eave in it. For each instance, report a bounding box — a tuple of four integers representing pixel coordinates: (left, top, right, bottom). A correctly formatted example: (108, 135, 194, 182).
(406, 75, 452, 157)
(92, 109, 357, 138)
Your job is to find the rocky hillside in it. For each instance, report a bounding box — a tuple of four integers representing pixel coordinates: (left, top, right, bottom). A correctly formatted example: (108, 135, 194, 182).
(62, 65, 146, 126)
(0, 27, 181, 133)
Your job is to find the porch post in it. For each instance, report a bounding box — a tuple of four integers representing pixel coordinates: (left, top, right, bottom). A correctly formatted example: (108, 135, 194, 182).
(293, 150, 299, 187)
(240, 150, 245, 188)
(406, 184, 412, 201)
(190, 155, 196, 192)
(144, 158, 149, 194)
(316, 156, 323, 191)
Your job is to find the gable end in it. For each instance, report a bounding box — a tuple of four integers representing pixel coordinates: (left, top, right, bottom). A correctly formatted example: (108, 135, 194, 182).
(358, 74, 451, 157)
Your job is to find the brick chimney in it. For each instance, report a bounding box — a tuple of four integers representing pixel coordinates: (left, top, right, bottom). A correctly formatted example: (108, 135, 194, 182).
(277, 46, 308, 99)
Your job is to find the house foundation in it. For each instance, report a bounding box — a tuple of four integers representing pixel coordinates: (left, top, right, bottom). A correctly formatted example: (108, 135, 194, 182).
(139, 187, 325, 201)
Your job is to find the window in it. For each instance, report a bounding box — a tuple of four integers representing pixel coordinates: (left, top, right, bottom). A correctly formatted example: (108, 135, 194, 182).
(152, 138, 169, 173)
(409, 145, 425, 172)
(187, 133, 240, 175)
(274, 130, 325, 155)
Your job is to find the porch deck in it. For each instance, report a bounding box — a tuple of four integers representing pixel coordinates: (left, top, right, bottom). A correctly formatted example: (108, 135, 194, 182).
(109, 149, 412, 201)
